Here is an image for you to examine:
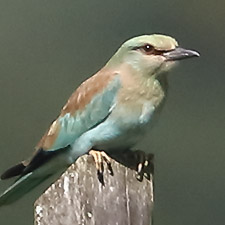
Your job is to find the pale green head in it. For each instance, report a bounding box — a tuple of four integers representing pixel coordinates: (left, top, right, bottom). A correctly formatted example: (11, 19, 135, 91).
(107, 34, 199, 76)
(123, 34, 178, 51)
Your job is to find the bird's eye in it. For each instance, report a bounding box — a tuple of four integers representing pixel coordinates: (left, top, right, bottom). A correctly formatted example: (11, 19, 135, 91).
(141, 44, 154, 54)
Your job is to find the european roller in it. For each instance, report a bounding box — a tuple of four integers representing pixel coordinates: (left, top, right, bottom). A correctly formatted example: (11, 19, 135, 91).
(0, 34, 199, 206)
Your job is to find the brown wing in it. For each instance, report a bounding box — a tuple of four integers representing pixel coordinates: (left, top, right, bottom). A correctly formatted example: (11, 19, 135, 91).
(36, 67, 119, 151)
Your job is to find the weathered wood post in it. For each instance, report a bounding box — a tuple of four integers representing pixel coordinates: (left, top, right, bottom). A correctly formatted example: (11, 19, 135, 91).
(34, 152, 154, 225)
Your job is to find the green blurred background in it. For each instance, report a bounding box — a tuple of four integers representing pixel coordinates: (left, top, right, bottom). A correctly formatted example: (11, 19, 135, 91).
(0, 0, 224, 224)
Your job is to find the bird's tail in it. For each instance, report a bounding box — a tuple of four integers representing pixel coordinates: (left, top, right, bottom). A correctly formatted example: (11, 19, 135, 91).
(0, 148, 68, 207)
(0, 172, 50, 207)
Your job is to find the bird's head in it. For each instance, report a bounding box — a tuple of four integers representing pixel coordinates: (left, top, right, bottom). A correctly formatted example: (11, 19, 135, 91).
(108, 34, 200, 77)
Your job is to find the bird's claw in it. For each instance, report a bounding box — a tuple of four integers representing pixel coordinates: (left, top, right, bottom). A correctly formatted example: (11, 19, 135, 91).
(134, 150, 154, 181)
(89, 150, 113, 185)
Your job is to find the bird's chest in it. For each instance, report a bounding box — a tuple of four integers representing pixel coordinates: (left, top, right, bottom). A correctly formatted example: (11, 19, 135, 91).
(112, 100, 155, 133)
(95, 77, 165, 151)
(100, 100, 156, 151)
(114, 78, 165, 129)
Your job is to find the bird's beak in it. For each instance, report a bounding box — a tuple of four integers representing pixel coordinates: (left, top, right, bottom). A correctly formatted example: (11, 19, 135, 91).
(164, 47, 200, 61)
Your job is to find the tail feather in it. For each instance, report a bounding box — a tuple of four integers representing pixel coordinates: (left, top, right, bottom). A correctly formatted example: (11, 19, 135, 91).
(0, 148, 67, 206)
(1, 162, 26, 180)
(0, 172, 50, 207)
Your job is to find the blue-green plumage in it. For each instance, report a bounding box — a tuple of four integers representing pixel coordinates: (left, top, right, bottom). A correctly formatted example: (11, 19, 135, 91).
(50, 74, 121, 150)
(0, 34, 199, 206)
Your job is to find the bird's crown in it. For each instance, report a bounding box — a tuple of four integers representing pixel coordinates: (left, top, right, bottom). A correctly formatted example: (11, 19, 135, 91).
(122, 34, 178, 51)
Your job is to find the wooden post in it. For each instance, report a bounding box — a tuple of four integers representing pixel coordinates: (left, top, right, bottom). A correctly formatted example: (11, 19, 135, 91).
(34, 152, 154, 225)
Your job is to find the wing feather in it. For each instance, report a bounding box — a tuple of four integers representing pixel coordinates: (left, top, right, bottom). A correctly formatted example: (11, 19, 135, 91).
(36, 69, 121, 151)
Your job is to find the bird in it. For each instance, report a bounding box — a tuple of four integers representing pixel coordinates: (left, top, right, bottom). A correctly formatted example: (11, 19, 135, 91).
(0, 34, 199, 206)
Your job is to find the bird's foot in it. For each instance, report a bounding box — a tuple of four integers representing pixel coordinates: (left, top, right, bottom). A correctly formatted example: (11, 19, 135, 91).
(133, 150, 154, 181)
(89, 150, 113, 185)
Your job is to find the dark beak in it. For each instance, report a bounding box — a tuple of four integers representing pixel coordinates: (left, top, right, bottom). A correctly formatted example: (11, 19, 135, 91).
(164, 47, 200, 61)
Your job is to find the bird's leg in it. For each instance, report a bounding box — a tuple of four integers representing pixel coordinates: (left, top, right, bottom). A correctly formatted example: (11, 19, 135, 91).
(89, 150, 113, 185)
(133, 150, 154, 181)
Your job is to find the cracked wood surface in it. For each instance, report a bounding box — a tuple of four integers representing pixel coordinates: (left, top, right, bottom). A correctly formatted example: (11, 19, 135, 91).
(34, 154, 153, 225)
